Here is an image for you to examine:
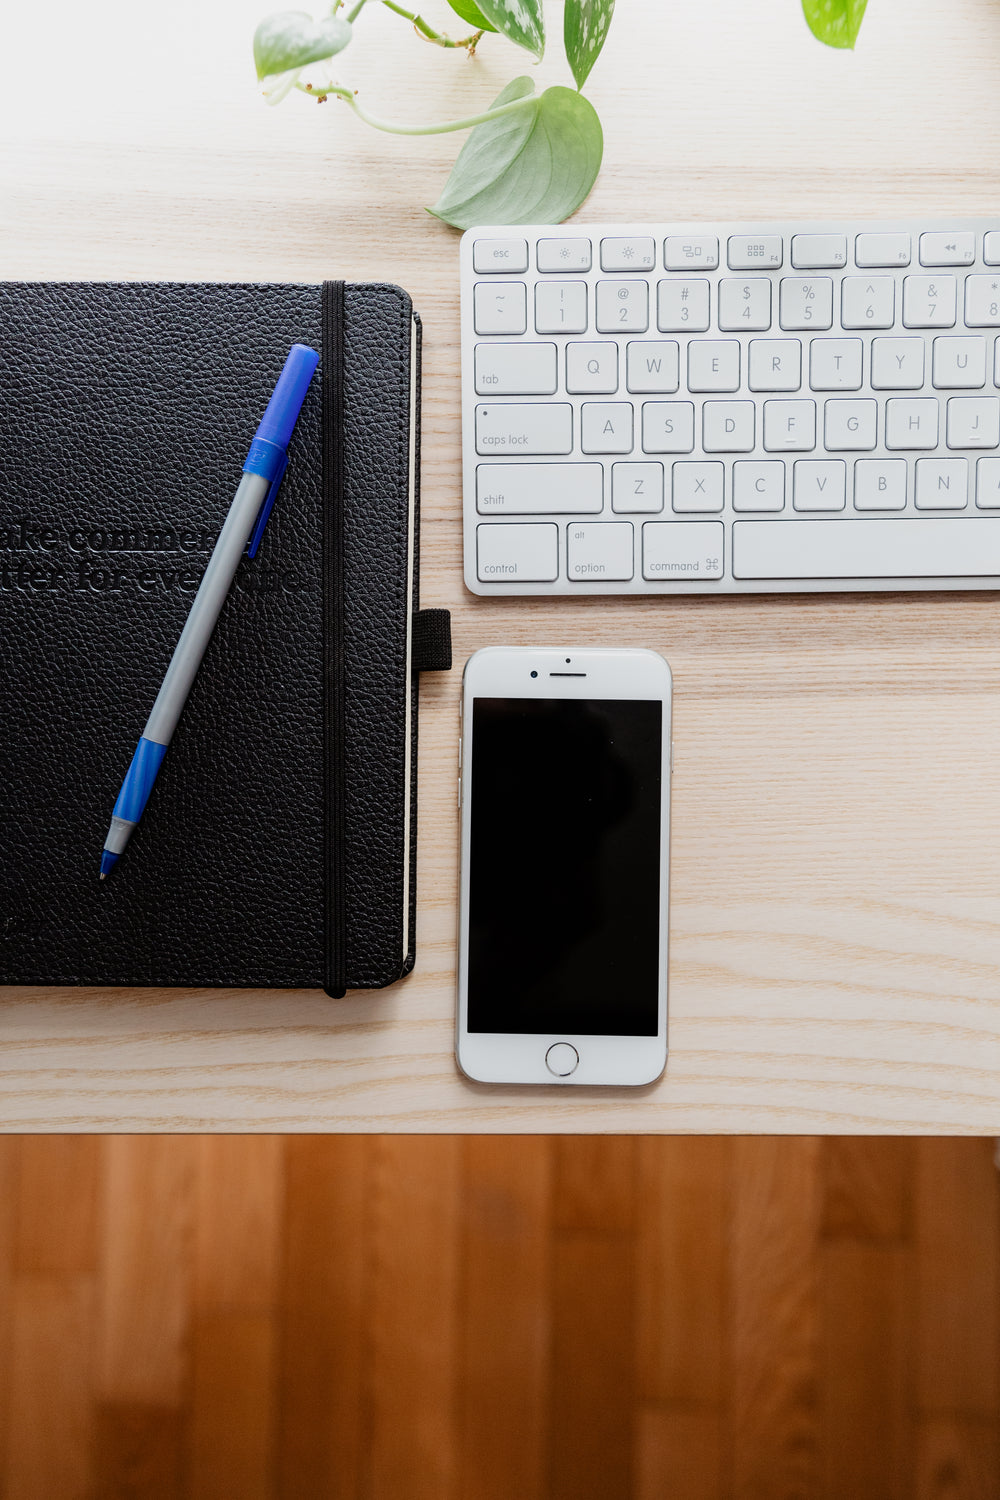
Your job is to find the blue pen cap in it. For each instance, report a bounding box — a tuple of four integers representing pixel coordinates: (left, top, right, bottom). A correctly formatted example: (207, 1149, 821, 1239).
(254, 343, 320, 450)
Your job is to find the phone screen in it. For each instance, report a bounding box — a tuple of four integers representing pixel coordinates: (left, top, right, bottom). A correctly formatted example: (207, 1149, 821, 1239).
(468, 696, 663, 1037)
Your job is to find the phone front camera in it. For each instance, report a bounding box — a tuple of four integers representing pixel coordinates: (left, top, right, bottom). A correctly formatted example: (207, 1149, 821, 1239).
(530, 670, 538, 678)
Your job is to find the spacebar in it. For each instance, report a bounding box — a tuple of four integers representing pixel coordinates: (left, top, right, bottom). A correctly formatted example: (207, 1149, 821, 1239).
(733, 518, 1000, 580)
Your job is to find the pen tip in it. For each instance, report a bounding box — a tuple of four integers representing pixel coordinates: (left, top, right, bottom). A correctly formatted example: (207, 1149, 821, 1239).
(100, 873, 106, 881)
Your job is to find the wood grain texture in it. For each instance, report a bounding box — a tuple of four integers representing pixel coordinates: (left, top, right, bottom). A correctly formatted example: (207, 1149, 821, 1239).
(731, 1137, 822, 1499)
(636, 1136, 730, 1406)
(3, 0, 1000, 1129)
(96, 1138, 198, 1405)
(6, 1276, 96, 1499)
(0, 1134, 999, 1497)
(458, 1137, 551, 1500)
(275, 1137, 368, 1499)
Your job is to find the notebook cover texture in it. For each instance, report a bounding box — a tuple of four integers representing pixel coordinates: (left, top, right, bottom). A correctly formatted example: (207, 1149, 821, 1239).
(0, 279, 441, 993)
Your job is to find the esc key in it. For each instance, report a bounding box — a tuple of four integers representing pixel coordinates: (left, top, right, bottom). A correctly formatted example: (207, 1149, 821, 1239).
(473, 238, 529, 273)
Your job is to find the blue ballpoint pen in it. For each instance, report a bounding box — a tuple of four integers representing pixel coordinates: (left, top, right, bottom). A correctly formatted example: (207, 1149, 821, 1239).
(100, 342, 320, 878)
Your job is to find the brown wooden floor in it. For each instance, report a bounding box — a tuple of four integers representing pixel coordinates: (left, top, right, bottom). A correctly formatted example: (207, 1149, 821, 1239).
(0, 1137, 998, 1499)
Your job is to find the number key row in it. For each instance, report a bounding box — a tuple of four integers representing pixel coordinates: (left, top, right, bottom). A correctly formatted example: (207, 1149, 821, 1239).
(473, 274, 1000, 337)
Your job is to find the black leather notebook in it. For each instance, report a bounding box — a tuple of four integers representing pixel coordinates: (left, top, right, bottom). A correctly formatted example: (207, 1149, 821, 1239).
(0, 280, 451, 995)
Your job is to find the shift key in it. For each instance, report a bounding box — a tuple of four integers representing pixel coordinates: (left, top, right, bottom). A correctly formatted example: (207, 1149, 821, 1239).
(477, 462, 603, 514)
(476, 402, 573, 455)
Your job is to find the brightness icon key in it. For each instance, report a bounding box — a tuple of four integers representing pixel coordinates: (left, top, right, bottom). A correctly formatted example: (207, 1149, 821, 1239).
(601, 236, 656, 272)
(536, 237, 593, 273)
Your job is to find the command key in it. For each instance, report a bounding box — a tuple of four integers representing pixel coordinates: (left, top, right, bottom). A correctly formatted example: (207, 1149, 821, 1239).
(642, 521, 724, 580)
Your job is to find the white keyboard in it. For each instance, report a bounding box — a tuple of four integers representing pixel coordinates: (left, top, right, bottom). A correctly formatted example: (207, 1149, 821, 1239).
(461, 219, 1000, 595)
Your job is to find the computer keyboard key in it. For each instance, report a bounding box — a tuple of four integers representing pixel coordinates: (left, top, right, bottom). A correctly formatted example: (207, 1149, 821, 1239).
(855, 232, 910, 268)
(475, 403, 573, 455)
(626, 341, 680, 393)
(825, 399, 877, 450)
(790, 234, 847, 269)
(596, 280, 649, 332)
(703, 401, 755, 452)
(763, 399, 816, 451)
(749, 339, 802, 392)
(984, 233, 1000, 267)
(915, 458, 968, 508)
(535, 281, 588, 334)
(794, 460, 846, 511)
(728, 235, 782, 270)
(977, 457, 1000, 506)
(734, 516, 1000, 579)
(643, 521, 724, 580)
(809, 338, 862, 391)
(932, 336, 987, 389)
(885, 397, 939, 449)
(672, 461, 724, 512)
(688, 340, 740, 392)
(946, 397, 1000, 449)
(537, 237, 592, 272)
(718, 278, 771, 331)
(601, 237, 656, 272)
(477, 522, 558, 582)
(779, 278, 834, 331)
(657, 278, 710, 332)
(733, 461, 785, 511)
(964, 276, 1000, 328)
(476, 463, 603, 515)
(566, 342, 619, 393)
(903, 275, 957, 328)
(642, 401, 695, 453)
(475, 342, 557, 395)
(474, 282, 527, 335)
(854, 459, 907, 510)
(612, 462, 664, 512)
(841, 276, 894, 329)
(871, 337, 925, 390)
(664, 235, 719, 270)
(919, 232, 975, 266)
(582, 402, 634, 454)
(567, 522, 634, 580)
(473, 238, 529, 273)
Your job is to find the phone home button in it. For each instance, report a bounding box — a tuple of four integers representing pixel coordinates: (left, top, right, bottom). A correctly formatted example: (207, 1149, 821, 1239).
(545, 1042, 579, 1078)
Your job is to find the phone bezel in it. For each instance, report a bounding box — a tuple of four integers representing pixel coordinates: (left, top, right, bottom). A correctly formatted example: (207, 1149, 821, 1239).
(456, 646, 672, 1087)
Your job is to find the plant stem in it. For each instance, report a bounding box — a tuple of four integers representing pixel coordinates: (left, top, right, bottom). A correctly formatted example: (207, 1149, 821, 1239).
(344, 0, 368, 21)
(380, 0, 481, 48)
(296, 82, 535, 135)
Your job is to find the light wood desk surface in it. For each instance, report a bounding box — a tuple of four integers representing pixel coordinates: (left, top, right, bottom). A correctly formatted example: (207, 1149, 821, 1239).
(4, 0, 1000, 1131)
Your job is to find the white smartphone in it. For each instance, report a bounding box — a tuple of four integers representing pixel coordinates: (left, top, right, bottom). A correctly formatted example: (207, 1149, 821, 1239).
(456, 647, 672, 1086)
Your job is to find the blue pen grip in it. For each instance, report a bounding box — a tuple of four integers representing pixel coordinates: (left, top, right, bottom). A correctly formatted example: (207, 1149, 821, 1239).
(113, 737, 168, 824)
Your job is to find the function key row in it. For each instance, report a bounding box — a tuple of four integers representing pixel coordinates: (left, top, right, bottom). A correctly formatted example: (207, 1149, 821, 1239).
(472, 232, 1000, 277)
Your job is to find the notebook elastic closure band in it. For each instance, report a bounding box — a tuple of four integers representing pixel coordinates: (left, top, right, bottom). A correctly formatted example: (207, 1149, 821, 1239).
(322, 280, 348, 1000)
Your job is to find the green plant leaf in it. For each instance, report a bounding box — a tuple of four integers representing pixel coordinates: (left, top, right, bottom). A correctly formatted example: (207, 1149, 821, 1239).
(474, 0, 544, 59)
(801, 0, 867, 48)
(446, 0, 497, 32)
(254, 10, 352, 81)
(428, 78, 603, 230)
(564, 0, 615, 89)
